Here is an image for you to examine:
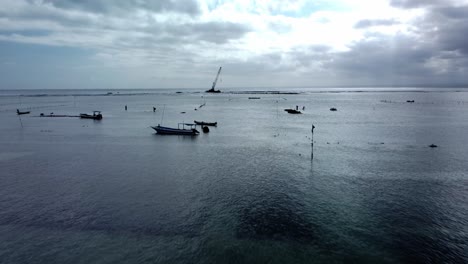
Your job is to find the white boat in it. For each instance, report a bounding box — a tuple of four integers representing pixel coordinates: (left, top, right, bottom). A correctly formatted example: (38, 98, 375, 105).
(151, 124, 199, 135)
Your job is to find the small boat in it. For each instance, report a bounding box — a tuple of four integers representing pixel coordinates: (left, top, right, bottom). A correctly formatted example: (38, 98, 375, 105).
(40, 113, 64, 117)
(330, 108, 337, 111)
(194, 120, 217, 126)
(406, 100, 415, 103)
(151, 124, 199, 135)
(284, 109, 302, 114)
(248, 97, 261, 99)
(80, 111, 102, 120)
(206, 67, 222, 93)
(17, 109, 30, 115)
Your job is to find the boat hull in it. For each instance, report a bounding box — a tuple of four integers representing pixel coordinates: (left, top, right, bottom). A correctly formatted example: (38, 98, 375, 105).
(17, 109, 30, 115)
(194, 120, 217, 126)
(151, 125, 199, 135)
(80, 114, 102, 120)
(284, 109, 302, 114)
(205, 89, 220, 93)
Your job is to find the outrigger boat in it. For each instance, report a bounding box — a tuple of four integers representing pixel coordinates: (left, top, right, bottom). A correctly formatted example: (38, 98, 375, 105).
(80, 111, 102, 120)
(151, 123, 199, 135)
(194, 120, 217, 126)
(17, 109, 30, 115)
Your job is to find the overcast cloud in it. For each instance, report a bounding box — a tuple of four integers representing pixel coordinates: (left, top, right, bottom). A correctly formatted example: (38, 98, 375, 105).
(0, 0, 467, 89)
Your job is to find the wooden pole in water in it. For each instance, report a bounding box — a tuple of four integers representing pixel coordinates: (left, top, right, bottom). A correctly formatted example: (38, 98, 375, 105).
(311, 124, 315, 160)
(18, 115, 23, 128)
(160, 104, 166, 125)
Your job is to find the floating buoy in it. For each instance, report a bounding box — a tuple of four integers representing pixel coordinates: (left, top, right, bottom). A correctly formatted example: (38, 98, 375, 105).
(202, 126, 209, 133)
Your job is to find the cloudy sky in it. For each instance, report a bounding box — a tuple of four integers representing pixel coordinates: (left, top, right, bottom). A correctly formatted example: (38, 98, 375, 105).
(1, 0, 468, 89)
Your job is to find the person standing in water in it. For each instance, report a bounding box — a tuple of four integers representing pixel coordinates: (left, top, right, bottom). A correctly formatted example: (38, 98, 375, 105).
(125, 105, 127, 111)
(153, 107, 156, 112)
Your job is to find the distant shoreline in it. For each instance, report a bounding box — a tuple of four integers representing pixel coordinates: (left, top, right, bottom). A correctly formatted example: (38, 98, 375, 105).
(1, 87, 467, 98)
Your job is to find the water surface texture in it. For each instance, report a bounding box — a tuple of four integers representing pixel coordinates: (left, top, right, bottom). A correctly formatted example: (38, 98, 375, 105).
(1, 88, 467, 263)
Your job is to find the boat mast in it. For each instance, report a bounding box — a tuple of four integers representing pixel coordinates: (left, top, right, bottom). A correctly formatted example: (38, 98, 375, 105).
(211, 67, 222, 90)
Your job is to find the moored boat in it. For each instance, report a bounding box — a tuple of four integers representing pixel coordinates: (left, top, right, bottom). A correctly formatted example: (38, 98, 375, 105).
(80, 111, 102, 120)
(151, 124, 199, 135)
(194, 120, 217, 126)
(17, 109, 30, 115)
(284, 109, 302, 114)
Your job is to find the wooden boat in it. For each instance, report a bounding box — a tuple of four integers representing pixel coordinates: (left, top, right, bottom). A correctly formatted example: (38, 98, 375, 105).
(17, 109, 30, 115)
(284, 109, 302, 114)
(151, 124, 199, 135)
(206, 67, 222, 93)
(194, 120, 217, 126)
(80, 111, 102, 120)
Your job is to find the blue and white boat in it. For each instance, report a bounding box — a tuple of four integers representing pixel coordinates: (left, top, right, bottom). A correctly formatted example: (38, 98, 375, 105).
(151, 124, 199, 135)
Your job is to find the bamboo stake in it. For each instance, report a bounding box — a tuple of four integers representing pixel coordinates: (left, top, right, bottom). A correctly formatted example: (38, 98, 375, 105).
(311, 124, 315, 160)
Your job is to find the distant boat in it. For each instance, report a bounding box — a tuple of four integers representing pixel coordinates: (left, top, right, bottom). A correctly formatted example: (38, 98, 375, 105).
(194, 120, 217, 126)
(284, 109, 302, 114)
(17, 109, 30, 115)
(206, 67, 222, 93)
(40, 113, 70, 117)
(151, 124, 199, 135)
(330, 108, 337, 111)
(80, 111, 102, 120)
(248, 97, 261, 99)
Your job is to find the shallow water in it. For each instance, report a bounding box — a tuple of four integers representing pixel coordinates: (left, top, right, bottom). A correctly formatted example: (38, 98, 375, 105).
(1, 88, 468, 263)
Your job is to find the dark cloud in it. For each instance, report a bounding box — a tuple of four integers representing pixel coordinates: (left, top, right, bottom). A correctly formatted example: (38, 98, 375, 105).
(323, 31, 467, 86)
(389, 0, 447, 9)
(436, 5, 468, 19)
(0, 1, 250, 49)
(328, 35, 433, 83)
(412, 5, 468, 55)
(354, 19, 400, 29)
(38, 0, 201, 16)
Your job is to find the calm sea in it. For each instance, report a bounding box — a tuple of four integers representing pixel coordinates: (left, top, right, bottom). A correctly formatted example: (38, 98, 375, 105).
(0, 88, 467, 263)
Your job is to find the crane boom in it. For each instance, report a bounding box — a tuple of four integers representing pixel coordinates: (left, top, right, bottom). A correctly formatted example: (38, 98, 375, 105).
(211, 67, 222, 90)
